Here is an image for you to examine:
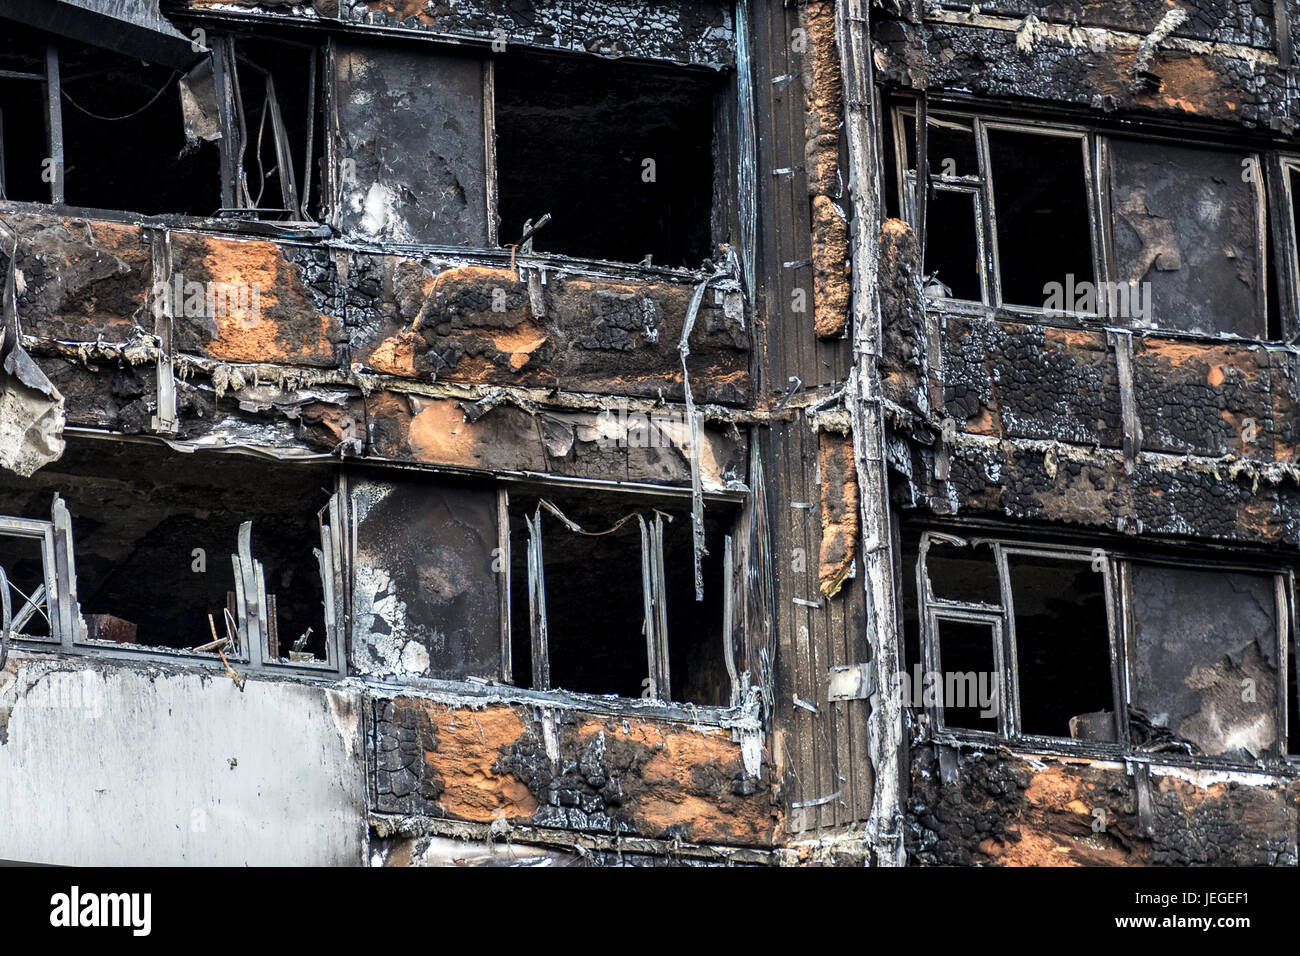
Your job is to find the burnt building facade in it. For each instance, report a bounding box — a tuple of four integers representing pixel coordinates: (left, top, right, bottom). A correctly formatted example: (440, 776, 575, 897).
(0, 0, 1295, 866)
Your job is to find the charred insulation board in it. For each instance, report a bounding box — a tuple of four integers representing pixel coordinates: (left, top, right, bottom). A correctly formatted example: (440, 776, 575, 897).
(1108, 139, 1265, 338)
(330, 43, 489, 246)
(1127, 564, 1280, 759)
(351, 477, 502, 681)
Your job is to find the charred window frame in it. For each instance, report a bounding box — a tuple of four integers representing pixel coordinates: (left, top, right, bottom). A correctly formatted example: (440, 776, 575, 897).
(1272, 154, 1300, 341)
(0, 501, 73, 646)
(504, 487, 741, 709)
(915, 530, 1298, 768)
(891, 108, 1101, 316)
(890, 104, 1275, 339)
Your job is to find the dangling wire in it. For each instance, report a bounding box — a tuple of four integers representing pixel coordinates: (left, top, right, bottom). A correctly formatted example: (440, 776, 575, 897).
(61, 71, 179, 122)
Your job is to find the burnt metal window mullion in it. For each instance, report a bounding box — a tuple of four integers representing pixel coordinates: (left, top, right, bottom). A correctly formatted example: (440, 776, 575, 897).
(1117, 558, 1135, 748)
(1084, 131, 1108, 318)
(525, 508, 549, 690)
(1096, 134, 1118, 317)
(914, 95, 929, 261)
(1287, 568, 1299, 757)
(992, 541, 1019, 738)
(1274, 571, 1292, 755)
(43, 43, 63, 204)
(483, 58, 499, 248)
(1274, 155, 1300, 341)
(639, 515, 657, 697)
(1102, 550, 1130, 749)
(973, 116, 998, 307)
(497, 487, 512, 684)
(890, 107, 911, 220)
(301, 46, 318, 221)
(1248, 152, 1270, 337)
(652, 514, 671, 697)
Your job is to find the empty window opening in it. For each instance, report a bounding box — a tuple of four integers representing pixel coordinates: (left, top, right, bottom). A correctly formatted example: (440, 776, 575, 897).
(923, 188, 982, 302)
(0, 438, 329, 660)
(661, 505, 732, 707)
(508, 488, 733, 705)
(0, 23, 48, 204)
(494, 53, 719, 266)
(1006, 553, 1114, 741)
(1128, 564, 1280, 760)
(513, 494, 648, 698)
(932, 616, 998, 732)
(56, 40, 218, 216)
(922, 537, 1000, 604)
(986, 127, 1093, 309)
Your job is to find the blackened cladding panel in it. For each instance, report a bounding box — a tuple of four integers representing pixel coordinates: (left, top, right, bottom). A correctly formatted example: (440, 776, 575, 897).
(351, 477, 501, 681)
(1128, 565, 1279, 760)
(330, 42, 488, 246)
(1108, 139, 1264, 337)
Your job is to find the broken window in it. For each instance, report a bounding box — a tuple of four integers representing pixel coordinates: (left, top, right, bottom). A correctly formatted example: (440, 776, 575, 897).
(922, 187, 983, 303)
(215, 36, 321, 221)
(494, 52, 721, 266)
(0, 512, 61, 642)
(508, 488, 735, 706)
(1005, 550, 1114, 741)
(928, 613, 1000, 733)
(0, 437, 339, 673)
(911, 529, 1298, 763)
(0, 24, 50, 204)
(986, 126, 1094, 309)
(0, 22, 218, 215)
(892, 109, 1095, 311)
